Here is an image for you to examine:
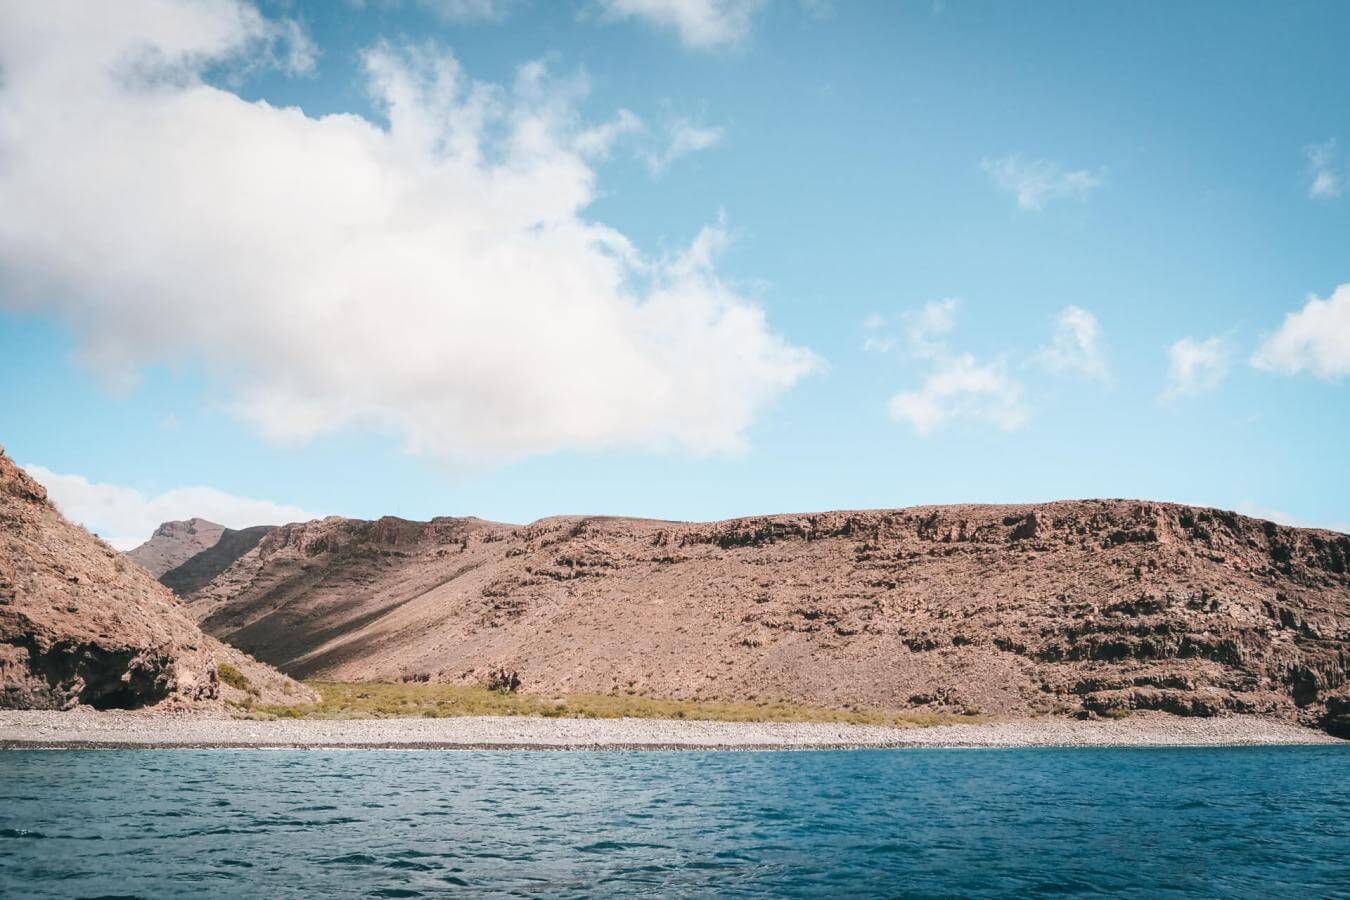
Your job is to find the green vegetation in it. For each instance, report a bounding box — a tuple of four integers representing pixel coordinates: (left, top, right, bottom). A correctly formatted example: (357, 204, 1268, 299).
(217, 663, 253, 693)
(253, 681, 983, 727)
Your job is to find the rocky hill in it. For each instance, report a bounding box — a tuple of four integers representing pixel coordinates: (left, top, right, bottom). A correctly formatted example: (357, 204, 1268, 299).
(160, 526, 274, 597)
(126, 518, 226, 577)
(186, 501, 1350, 734)
(0, 447, 314, 710)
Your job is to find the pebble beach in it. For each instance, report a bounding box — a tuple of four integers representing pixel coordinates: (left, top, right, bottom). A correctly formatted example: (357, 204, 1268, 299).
(0, 710, 1340, 750)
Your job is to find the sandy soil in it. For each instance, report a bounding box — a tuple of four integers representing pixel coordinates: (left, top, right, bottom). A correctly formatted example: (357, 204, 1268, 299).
(0, 711, 1341, 750)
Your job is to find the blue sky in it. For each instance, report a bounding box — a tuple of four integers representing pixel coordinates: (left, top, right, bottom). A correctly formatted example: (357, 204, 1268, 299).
(1, 0, 1347, 547)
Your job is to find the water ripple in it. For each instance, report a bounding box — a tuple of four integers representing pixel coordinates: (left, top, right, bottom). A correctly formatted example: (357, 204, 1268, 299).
(0, 747, 1346, 897)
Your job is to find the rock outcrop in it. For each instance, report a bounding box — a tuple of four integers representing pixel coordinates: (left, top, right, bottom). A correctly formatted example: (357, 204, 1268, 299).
(186, 501, 1350, 734)
(0, 447, 314, 710)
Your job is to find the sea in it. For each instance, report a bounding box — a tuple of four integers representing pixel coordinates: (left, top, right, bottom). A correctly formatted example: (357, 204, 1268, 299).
(1, 747, 1347, 898)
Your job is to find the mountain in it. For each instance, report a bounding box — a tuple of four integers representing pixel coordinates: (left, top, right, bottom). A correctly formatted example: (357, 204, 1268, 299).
(129, 519, 276, 598)
(160, 526, 274, 597)
(126, 518, 226, 577)
(0, 447, 314, 710)
(184, 501, 1350, 735)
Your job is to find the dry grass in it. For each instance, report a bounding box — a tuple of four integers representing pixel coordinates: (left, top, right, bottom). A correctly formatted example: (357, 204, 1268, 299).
(253, 681, 981, 727)
(217, 663, 253, 693)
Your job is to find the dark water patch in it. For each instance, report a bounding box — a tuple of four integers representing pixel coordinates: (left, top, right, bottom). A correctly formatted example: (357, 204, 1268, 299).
(0, 828, 46, 839)
(0, 747, 1347, 897)
(322, 853, 379, 866)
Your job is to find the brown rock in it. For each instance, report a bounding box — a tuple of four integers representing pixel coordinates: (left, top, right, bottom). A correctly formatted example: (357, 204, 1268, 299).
(183, 501, 1349, 733)
(0, 447, 313, 710)
(126, 518, 226, 578)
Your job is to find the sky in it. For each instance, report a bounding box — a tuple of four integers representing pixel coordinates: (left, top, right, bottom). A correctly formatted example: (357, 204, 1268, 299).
(1, 0, 1347, 549)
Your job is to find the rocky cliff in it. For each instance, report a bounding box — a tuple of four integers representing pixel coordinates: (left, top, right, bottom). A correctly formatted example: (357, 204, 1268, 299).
(0, 448, 314, 710)
(186, 501, 1350, 734)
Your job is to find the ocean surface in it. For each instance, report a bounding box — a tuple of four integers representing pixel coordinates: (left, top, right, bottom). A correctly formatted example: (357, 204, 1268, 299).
(1, 747, 1347, 898)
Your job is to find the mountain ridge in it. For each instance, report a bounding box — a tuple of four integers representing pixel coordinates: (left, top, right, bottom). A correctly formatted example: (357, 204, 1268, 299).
(179, 498, 1350, 734)
(126, 517, 227, 578)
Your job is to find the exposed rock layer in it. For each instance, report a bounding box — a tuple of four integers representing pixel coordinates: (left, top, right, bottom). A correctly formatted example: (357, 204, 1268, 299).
(0, 448, 312, 710)
(188, 502, 1350, 733)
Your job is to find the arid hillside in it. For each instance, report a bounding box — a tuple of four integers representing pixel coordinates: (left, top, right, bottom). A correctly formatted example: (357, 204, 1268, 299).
(159, 525, 274, 597)
(126, 518, 226, 577)
(0, 447, 313, 710)
(186, 501, 1350, 734)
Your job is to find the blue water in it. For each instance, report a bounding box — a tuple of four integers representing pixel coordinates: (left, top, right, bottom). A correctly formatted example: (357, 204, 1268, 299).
(1, 748, 1347, 898)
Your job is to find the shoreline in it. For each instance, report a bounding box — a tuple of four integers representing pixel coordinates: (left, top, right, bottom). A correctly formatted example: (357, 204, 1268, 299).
(0, 710, 1342, 750)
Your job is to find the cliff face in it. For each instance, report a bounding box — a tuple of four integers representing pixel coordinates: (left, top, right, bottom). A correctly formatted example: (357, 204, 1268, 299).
(187, 501, 1350, 733)
(0, 448, 313, 710)
(126, 518, 226, 578)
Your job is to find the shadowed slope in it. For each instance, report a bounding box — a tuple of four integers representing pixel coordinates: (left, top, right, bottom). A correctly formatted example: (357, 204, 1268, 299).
(161, 525, 274, 597)
(126, 518, 226, 578)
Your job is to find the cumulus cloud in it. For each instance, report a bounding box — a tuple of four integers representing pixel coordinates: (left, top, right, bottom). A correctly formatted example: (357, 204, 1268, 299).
(23, 464, 318, 550)
(1034, 306, 1108, 381)
(886, 300, 1026, 435)
(593, 0, 766, 49)
(0, 1, 815, 463)
(1305, 140, 1343, 199)
(889, 354, 1027, 436)
(981, 155, 1104, 211)
(1162, 336, 1231, 400)
(1251, 283, 1350, 380)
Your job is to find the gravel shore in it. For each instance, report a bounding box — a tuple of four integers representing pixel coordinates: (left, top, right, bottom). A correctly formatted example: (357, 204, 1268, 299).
(0, 710, 1342, 750)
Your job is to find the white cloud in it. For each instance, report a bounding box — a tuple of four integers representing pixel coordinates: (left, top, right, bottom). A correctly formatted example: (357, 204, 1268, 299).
(1251, 283, 1350, 380)
(886, 300, 1026, 435)
(862, 336, 894, 353)
(861, 313, 894, 353)
(1305, 140, 1343, 199)
(981, 155, 1104, 211)
(23, 464, 318, 550)
(1162, 336, 1231, 400)
(889, 354, 1027, 436)
(0, 1, 815, 464)
(1034, 306, 1108, 380)
(645, 119, 723, 173)
(903, 298, 961, 358)
(594, 0, 766, 49)
(418, 0, 517, 21)
(575, 108, 644, 159)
